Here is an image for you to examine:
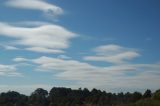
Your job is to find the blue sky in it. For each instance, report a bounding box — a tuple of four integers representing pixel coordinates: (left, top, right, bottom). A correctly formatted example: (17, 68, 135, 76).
(0, 0, 160, 95)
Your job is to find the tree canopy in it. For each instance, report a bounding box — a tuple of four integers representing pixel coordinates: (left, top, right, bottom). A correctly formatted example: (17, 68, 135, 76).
(0, 88, 160, 106)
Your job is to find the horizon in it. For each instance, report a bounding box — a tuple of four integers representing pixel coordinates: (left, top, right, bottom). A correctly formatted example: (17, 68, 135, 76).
(0, 86, 157, 96)
(0, 0, 160, 95)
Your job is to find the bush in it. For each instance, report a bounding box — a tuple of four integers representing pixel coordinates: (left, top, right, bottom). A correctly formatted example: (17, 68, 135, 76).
(153, 90, 160, 100)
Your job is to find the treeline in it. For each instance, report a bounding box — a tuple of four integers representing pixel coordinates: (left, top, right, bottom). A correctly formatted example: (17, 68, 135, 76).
(0, 87, 160, 106)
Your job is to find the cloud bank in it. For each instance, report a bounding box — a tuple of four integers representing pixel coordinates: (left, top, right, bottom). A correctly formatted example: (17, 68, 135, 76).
(13, 55, 160, 91)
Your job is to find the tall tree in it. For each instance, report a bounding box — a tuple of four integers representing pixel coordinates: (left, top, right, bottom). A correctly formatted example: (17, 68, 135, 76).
(28, 88, 49, 106)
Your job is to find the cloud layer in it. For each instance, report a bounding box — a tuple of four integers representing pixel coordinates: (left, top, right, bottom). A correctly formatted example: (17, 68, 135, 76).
(13, 55, 160, 91)
(0, 22, 77, 53)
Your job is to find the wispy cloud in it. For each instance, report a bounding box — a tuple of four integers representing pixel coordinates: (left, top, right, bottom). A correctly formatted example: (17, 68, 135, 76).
(0, 22, 77, 54)
(13, 57, 29, 62)
(32, 56, 97, 73)
(84, 44, 140, 64)
(0, 44, 19, 50)
(25, 47, 64, 54)
(0, 64, 22, 77)
(12, 21, 51, 27)
(5, 0, 63, 16)
(13, 56, 160, 91)
(57, 55, 71, 60)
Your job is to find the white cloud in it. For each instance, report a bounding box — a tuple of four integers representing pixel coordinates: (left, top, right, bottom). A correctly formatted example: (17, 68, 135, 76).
(13, 57, 29, 62)
(0, 64, 16, 72)
(5, 0, 63, 16)
(32, 56, 97, 72)
(12, 21, 51, 27)
(4, 45, 19, 50)
(25, 47, 64, 54)
(0, 64, 22, 77)
(57, 55, 71, 59)
(84, 44, 140, 64)
(0, 22, 77, 54)
(0, 44, 19, 50)
(13, 56, 160, 91)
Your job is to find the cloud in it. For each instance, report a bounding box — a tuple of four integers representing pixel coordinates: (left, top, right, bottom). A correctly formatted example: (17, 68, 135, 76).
(13, 57, 29, 62)
(5, 0, 63, 16)
(25, 47, 64, 54)
(0, 64, 22, 77)
(84, 44, 140, 64)
(0, 22, 77, 54)
(32, 56, 97, 73)
(0, 44, 19, 50)
(13, 56, 160, 91)
(57, 55, 71, 60)
(4, 45, 19, 50)
(12, 21, 51, 27)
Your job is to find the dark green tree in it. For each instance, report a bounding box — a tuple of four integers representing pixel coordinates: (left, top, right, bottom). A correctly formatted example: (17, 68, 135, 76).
(0, 91, 28, 106)
(143, 89, 152, 98)
(28, 88, 49, 106)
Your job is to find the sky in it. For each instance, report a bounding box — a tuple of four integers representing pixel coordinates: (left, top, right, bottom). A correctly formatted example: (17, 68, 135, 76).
(0, 0, 160, 95)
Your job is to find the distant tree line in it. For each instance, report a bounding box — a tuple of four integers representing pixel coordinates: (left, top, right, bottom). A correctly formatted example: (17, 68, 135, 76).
(0, 87, 160, 106)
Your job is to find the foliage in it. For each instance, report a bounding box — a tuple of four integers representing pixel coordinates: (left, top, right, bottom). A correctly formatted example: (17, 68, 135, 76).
(0, 88, 160, 106)
(0, 91, 28, 106)
(153, 89, 160, 100)
(142, 89, 152, 98)
(28, 88, 49, 106)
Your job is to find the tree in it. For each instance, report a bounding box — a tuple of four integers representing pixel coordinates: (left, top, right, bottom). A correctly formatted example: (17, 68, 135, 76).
(143, 89, 152, 98)
(1, 87, 159, 106)
(28, 88, 49, 106)
(0, 91, 28, 106)
(49, 87, 72, 106)
(132, 92, 142, 102)
(153, 89, 160, 100)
